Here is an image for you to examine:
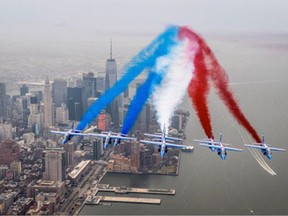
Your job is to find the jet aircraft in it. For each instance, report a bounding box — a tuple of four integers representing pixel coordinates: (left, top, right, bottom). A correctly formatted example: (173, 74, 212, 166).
(193, 131, 216, 152)
(197, 132, 243, 160)
(245, 134, 285, 160)
(140, 126, 190, 158)
(89, 131, 136, 149)
(50, 122, 89, 144)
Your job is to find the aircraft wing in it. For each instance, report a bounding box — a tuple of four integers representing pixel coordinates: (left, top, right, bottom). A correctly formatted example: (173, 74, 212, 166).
(110, 135, 136, 140)
(165, 143, 187, 149)
(88, 133, 108, 138)
(269, 147, 286, 152)
(194, 139, 220, 145)
(224, 147, 243, 152)
(140, 140, 162, 146)
(144, 133, 182, 141)
(166, 136, 182, 141)
(244, 144, 267, 150)
(68, 132, 90, 136)
(144, 133, 162, 138)
(51, 131, 67, 135)
(199, 143, 222, 149)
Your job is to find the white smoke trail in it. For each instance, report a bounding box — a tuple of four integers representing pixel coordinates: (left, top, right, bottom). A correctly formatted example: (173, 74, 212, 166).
(240, 128, 277, 176)
(221, 110, 277, 176)
(244, 133, 277, 175)
(152, 40, 196, 133)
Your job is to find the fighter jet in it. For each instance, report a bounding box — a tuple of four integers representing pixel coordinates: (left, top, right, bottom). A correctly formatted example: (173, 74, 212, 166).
(193, 131, 216, 152)
(245, 134, 285, 160)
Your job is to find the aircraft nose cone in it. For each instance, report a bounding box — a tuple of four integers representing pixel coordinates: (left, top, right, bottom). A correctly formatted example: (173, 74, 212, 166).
(221, 155, 226, 160)
(268, 155, 272, 160)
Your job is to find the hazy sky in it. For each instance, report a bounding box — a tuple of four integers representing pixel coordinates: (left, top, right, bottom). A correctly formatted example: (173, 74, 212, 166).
(1, 0, 288, 42)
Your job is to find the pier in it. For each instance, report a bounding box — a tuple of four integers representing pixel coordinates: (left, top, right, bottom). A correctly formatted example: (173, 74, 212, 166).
(85, 196, 161, 205)
(96, 184, 175, 195)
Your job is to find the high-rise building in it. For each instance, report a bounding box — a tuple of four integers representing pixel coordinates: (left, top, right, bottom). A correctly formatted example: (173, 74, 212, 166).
(82, 72, 97, 112)
(92, 139, 102, 161)
(130, 141, 140, 172)
(97, 111, 111, 131)
(21, 97, 29, 128)
(52, 79, 67, 107)
(0, 140, 20, 165)
(43, 148, 65, 182)
(28, 94, 43, 134)
(43, 78, 54, 129)
(64, 143, 74, 168)
(55, 104, 68, 124)
(67, 87, 83, 121)
(0, 83, 7, 121)
(0, 123, 12, 142)
(96, 76, 105, 94)
(20, 85, 29, 96)
(10, 161, 22, 177)
(105, 40, 119, 129)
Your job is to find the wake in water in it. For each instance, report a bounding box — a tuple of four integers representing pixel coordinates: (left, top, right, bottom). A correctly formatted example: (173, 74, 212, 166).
(236, 127, 276, 176)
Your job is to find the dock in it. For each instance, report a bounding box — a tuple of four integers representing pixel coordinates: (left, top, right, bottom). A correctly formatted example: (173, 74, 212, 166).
(86, 184, 176, 206)
(85, 196, 161, 205)
(96, 184, 175, 195)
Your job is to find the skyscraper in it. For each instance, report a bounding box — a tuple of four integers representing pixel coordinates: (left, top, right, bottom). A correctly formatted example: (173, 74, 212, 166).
(130, 141, 140, 172)
(0, 83, 7, 121)
(43, 148, 65, 182)
(67, 87, 83, 121)
(92, 139, 102, 161)
(64, 143, 74, 168)
(82, 72, 97, 112)
(52, 79, 67, 107)
(43, 78, 54, 129)
(105, 40, 119, 128)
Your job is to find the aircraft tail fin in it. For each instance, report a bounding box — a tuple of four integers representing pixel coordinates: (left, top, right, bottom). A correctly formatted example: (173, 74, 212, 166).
(71, 121, 75, 131)
(219, 132, 223, 143)
(262, 133, 265, 145)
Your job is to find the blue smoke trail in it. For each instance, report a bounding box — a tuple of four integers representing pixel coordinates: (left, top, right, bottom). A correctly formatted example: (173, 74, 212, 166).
(77, 26, 179, 131)
(121, 71, 164, 135)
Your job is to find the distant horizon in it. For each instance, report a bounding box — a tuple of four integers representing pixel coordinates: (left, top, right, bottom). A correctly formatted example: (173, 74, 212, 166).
(1, 0, 288, 43)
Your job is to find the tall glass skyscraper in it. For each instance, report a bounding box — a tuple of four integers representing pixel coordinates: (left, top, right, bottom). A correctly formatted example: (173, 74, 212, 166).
(105, 40, 119, 129)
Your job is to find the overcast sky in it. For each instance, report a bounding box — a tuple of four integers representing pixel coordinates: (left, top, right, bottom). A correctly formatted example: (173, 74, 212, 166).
(1, 0, 288, 42)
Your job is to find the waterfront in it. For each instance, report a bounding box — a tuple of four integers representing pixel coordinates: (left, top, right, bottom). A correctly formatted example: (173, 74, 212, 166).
(80, 38, 288, 215)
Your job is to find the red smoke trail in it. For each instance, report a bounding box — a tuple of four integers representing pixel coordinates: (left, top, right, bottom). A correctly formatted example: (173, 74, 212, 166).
(179, 27, 213, 138)
(180, 26, 261, 143)
(203, 47, 261, 143)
